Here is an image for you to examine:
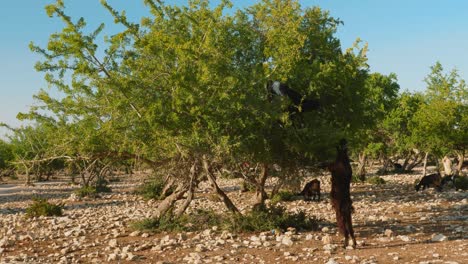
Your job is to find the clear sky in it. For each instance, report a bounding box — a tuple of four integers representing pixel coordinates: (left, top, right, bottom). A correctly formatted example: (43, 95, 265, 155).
(1, 0, 468, 136)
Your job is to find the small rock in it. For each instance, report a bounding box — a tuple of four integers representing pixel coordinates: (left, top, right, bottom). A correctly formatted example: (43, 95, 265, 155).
(126, 253, 137, 261)
(107, 253, 118, 261)
(398, 235, 411, 242)
(108, 239, 118, 247)
(326, 258, 339, 264)
(281, 236, 294, 246)
(322, 235, 332, 245)
(323, 244, 338, 253)
(384, 229, 394, 237)
(129, 231, 141, 237)
(431, 234, 447, 242)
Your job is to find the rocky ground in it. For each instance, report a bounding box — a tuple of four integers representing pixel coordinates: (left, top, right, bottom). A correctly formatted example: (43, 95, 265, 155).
(0, 171, 467, 264)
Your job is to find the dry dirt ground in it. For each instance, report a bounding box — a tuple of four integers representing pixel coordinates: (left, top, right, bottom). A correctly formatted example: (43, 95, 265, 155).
(0, 170, 467, 264)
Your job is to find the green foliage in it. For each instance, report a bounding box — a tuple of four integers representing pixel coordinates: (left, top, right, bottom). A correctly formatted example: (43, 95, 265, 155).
(18, 0, 378, 185)
(270, 190, 296, 204)
(131, 205, 318, 233)
(135, 177, 168, 201)
(352, 174, 364, 183)
(74, 186, 97, 198)
(131, 209, 223, 233)
(227, 205, 318, 232)
(454, 176, 468, 190)
(26, 197, 63, 218)
(366, 176, 386, 185)
(0, 139, 14, 170)
(411, 62, 468, 157)
(74, 179, 111, 198)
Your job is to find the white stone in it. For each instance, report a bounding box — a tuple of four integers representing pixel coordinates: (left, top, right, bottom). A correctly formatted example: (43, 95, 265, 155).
(281, 236, 294, 246)
(322, 235, 332, 245)
(108, 239, 118, 247)
(431, 234, 447, 242)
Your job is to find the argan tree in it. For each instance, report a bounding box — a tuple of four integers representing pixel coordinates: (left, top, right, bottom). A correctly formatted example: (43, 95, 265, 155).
(21, 0, 378, 218)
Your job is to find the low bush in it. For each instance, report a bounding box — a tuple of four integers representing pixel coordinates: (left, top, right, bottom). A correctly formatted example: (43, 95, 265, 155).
(366, 176, 386, 185)
(351, 174, 364, 183)
(454, 176, 468, 190)
(74, 178, 112, 198)
(227, 205, 318, 232)
(135, 177, 168, 201)
(26, 197, 63, 218)
(131, 205, 319, 233)
(131, 209, 222, 232)
(270, 191, 296, 204)
(74, 186, 98, 198)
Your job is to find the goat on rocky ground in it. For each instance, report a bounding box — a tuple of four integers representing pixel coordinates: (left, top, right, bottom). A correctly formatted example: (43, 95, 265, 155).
(299, 179, 321, 201)
(415, 173, 442, 192)
(328, 139, 356, 248)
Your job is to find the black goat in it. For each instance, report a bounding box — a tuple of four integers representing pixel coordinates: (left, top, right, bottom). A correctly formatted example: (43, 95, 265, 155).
(415, 173, 442, 192)
(329, 139, 356, 248)
(299, 179, 321, 201)
(267, 81, 320, 114)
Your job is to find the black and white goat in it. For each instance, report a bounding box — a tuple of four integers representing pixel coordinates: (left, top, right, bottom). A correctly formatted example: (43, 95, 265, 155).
(267, 81, 320, 114)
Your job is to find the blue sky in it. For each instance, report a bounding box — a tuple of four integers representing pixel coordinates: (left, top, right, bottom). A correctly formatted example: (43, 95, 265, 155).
(1, 0, 468, 136)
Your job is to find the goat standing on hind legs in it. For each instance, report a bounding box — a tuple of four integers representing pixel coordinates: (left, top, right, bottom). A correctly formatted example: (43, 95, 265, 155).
(328, 139, 357, 249)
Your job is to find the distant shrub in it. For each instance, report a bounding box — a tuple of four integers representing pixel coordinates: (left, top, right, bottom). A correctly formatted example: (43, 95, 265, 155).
(74, 186, 98, 198)
(26, 197, 63, 218)
(241, 180, 255, 192)
(135, 177, 167, 200)
(454, 176, 468, 190)
(366, 176, 386, 185)
(352, 174, 364, 183)
(75, 178, 112, 198)
(270, 191, 296, 204)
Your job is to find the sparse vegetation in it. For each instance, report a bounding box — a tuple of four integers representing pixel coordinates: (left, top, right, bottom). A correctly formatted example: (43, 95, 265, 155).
(454, 176, 468, 190)
(366, 176, 386, 185)
(25, 197, 63, 218)
(228, 205, 318, 233)
(131, 205, 318, 233)
(270, 191, 296, 204)
(74, 179, 111, 198)
(135, 177, 167, 201)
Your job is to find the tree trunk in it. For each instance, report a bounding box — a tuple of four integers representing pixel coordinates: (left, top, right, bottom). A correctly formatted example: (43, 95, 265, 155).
(24, 164, 31, 186)
(175, 164, 199, 217)
(357, 152, 367, 181)
(455, 151, 464, 176)
(442, 156, 453, 176)
(153, 184, 187, 218)
(202, 156, 241, 215)
(422, 152, 429, 176)
(162, 177, 175, 197)
(406, 152, 424, 171)
(254, 163, 269, 206)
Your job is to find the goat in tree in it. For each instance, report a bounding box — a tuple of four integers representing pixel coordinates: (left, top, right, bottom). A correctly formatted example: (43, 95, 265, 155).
(267, 80, 320, 114)
(328, 139, 356, 248)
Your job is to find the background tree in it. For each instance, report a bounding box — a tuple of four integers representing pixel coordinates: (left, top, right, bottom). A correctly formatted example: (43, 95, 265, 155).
(412, 62, 468, 175)
(352, 72, 400, 180)
(17, 0, 385, 218)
